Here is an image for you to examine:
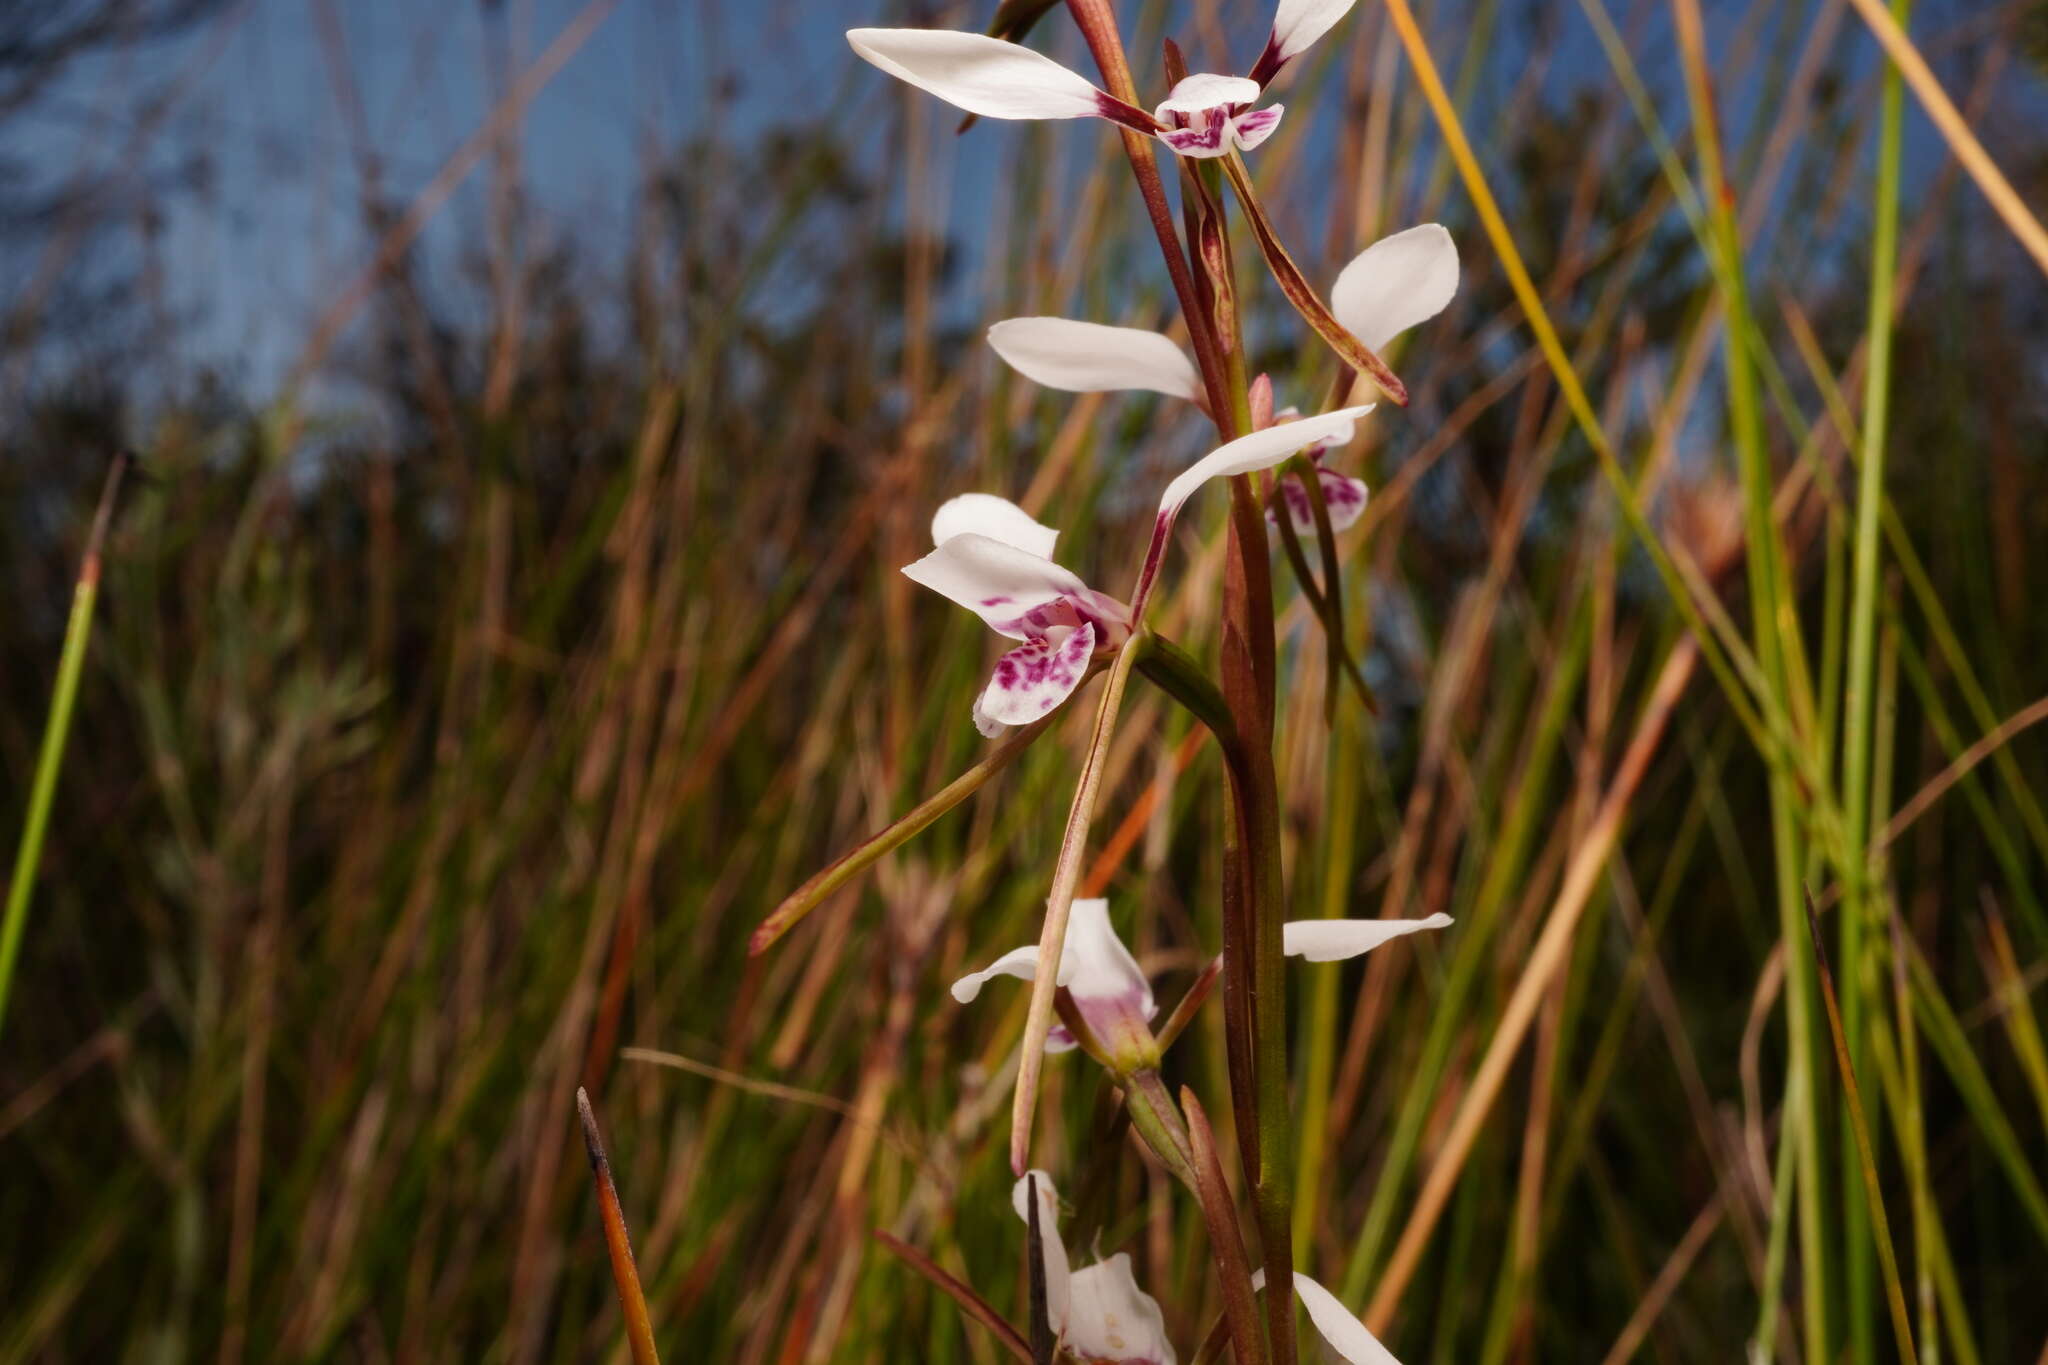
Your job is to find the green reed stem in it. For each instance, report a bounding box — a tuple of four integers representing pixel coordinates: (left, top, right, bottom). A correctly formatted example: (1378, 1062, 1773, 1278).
(0, 452, 131, 1042)
(1842, 0, 1912, 1350)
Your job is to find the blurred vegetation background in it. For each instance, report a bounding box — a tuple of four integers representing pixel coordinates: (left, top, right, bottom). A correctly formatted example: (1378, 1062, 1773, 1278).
(3, 0, 2046, 1360)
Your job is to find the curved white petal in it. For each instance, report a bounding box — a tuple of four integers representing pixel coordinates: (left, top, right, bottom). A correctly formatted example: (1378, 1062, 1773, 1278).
(931, 493, 1059, 558)
(903, 533, 1090, 637)
(1158, 406, 1374, 519)
(975, 622, 1096, 728)
(1156, 73, 1261, 118)
(1282, 913, 1451, 962)
(1291, 1274, 1403, 1365)
(953, 944, 1043, 1002)
(971, 693, 1012, 740)
(988, 317, 1202, 401)
(1063, 899, 1152, 1011)
(848, 29, 1107, 121)
(1060, 898, 1158, 1063)
(1066, 1253, 1177, 1365)
(1013, 1172, 1074, 1335)
(1270, 0, 1359, 64)
(1331, 224, 1460, 353)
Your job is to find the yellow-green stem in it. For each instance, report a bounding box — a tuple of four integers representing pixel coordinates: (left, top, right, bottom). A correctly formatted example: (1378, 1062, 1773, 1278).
(0, 452, 130, 1041)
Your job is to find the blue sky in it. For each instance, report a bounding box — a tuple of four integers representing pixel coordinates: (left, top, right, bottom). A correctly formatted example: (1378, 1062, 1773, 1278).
(5, 0, 2037, 405)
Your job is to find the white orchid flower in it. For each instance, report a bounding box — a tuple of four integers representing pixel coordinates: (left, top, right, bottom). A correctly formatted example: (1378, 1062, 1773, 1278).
(986, 224, 1458, 539)
(1009, 1169, 1414, 1365)
(1251, 1269, 1407, 1365)
(901, 494, 1134, 738)
(952, 899, 1448, 1062)
(903, 410, 1366, 733)
(1153, 73, 1283, 158)
(953, 898, 1158, 1064)
(848, 0, 1362, 162)
(1015, 1172, 1178, 1365)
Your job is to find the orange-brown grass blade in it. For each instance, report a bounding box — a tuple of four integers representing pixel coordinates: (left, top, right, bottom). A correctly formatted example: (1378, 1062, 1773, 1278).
(1802, 893, 1920, 1365)
(575, 1087, 661, 1365)
(1216, 153, 1406, 407)
(872, 1231, 1032, 1364)
(1838, 0, 2048, 279)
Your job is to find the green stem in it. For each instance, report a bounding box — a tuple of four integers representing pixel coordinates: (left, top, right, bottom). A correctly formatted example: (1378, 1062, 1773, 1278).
(1, 453, 131, 1041)
(1841, 0, 1912, 1352)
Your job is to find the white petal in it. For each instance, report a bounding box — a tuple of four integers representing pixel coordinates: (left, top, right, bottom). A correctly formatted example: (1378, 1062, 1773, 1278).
(1282, 914, 1451, 962)
(1157, 407, 1374, 519)
(1155, 73, 1261, 118)
(988, 317, 1202, 401)
(930, 493, 1059, 558)
(1330, 224, 1459, 354)
(848, 28, 1107, 121)
(1066, 1253, 1177, 1365)
(1012, 1172, 1074, 1335)
(971, 694, 1012, 739)
(1291, 1274, 1403, 1365)
(975, 623, 1096, 728)
(1062, 899, 1154, 1012)
(1269, 0, 1359, 64)
(902, 533, 1091, 638)
(952, 945, 1042, 1002)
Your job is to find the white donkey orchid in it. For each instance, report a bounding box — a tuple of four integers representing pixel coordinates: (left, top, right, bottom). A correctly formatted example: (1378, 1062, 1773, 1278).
(1016, 1172, 1178, 1365)
(987, 224, 1457, 536)
(1012, 1170, 1413, 1365)
(953, 898, 1448, 1061)
(953, 898, 1159, 1064)
(848, 0, 1360, 162)
(902, 407, 1368, 734)
(901, 494, 1133, 738)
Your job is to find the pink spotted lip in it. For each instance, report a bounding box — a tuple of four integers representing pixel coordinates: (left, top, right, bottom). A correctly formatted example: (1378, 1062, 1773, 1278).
(1153, 73, 1284, 158)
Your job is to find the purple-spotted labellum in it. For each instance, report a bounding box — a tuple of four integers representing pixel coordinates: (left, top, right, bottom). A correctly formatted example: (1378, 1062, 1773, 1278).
(1266, 406, 1370, 537)
(846, 0, 1363, 162)
(901, 495, 1132, 738)
(1153, 75, 1282, 158)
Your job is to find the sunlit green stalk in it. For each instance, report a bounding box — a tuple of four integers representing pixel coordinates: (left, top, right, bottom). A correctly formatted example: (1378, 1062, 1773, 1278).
(0, 453, 131, 1041)
(1840, 0, 1912, 1349)
(1667, 0, 1831, 1352)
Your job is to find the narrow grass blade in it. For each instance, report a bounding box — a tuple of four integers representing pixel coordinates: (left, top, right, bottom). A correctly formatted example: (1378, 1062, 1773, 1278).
(0, 451, 132, 1042)
(1024, 1173, 1054, 1365)
(873, 1231, 1032, 1364)
(1216, 154, 1407, 406)
(576, 1087, 661, 1365)
(749, 710, 1060, 954)
(1011, 640, 1140, 1174)
(1803, 895, 1919, 1365)
(1183, 1087, 1269, 1365)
